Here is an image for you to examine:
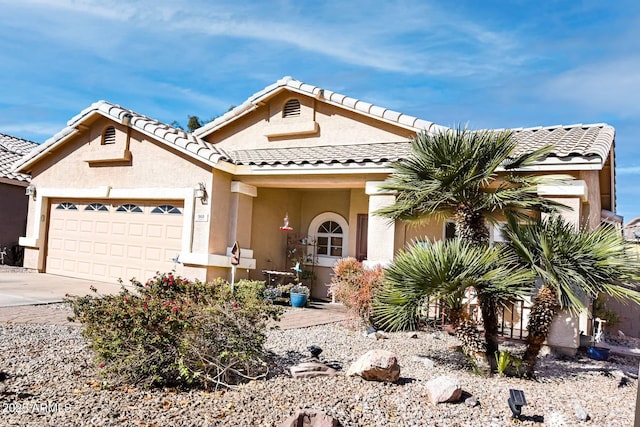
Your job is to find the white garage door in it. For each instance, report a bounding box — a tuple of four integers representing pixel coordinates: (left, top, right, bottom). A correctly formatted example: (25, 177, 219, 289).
(46, 199, 184, 283)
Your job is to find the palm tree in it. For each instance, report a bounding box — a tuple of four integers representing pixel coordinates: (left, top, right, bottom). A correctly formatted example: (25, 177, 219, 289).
(501, 214, 640, 377)
(374, 126, 566, 370)
(375, 126, 565, 245)
(372, 239, 534, 371)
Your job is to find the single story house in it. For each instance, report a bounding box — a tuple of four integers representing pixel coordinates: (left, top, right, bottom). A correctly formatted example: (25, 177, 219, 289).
(13, 77, 629, 348)
(0, 133, 38, 265)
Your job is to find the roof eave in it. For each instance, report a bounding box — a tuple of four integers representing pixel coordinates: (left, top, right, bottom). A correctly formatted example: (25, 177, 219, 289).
(193, 76, 447, 139)
(14, 103, 233, 174)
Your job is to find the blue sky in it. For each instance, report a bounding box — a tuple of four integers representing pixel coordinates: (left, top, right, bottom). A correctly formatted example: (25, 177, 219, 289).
(1, 0, 640, 217)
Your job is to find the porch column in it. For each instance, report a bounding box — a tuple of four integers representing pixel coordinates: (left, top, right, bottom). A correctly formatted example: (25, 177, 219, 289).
(363, 181, 395, 268)
(227, 182, 257, 275)
(538, 179, 589, 355)
(229, 182, 257, 248)
(537, 179, 587, 228)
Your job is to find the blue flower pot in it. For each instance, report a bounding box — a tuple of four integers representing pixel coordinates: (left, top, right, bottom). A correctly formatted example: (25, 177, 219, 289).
(587, 346, 610, 361)
(290, 292, 307, 308)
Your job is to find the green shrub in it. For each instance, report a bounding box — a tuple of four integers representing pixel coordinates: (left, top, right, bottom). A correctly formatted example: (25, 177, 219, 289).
(495, 350, 511, 376)
(65, 273, 281, 390)
(329, 257, 384, 324)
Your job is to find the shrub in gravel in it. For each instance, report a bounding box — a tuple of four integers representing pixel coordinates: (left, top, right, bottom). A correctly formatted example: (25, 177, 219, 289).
(329, 257, 384, 324)
(65, 273, 281, 390)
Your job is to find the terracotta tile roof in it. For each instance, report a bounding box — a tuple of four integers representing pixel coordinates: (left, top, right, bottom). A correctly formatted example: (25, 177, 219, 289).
(231, 142, 411, 166)
(194, 76, 613, 169)
(511, 123, 614, 160)
(0, 133, 38, 183)
(194, 76, 449, 138)
(230, 124, 614, 167)
(15, 101, 231, 172)
(12, 78, 615, 174)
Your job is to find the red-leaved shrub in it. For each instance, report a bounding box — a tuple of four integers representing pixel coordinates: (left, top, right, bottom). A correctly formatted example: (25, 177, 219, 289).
(329, 257, 384, 324)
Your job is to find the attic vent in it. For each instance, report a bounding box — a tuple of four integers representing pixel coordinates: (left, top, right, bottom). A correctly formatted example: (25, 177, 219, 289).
(103, 126, 116, 145)
(283, 99, 301, 118)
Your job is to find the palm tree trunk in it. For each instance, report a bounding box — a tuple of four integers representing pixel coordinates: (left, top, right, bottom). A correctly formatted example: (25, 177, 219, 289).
(451, 211, 492, 373)
(454, 206, 489, 245)
(522, 285, 559, 377)
(446, 294, 490, 374)
(478, 294, 499, 373)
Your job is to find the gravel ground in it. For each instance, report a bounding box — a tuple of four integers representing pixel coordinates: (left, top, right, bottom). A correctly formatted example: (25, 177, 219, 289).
(0, 313, 638, 426)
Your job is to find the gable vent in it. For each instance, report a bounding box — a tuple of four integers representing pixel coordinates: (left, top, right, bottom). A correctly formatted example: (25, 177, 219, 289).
(103, 126, 116, 145)
(283, 99, 301, 118)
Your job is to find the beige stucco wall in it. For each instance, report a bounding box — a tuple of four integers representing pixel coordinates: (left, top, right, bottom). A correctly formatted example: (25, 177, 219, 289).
(396, 219, 445, 251)
(579, 170, 602, 230)
(203, 90, 414, 151)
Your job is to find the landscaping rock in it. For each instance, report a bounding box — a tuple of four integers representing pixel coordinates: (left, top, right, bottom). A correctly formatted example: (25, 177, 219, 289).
(346, 349, 400, 382)
(278, 409, 339, 427)
(573, 402, 590, 421)
(290, 358, 338, 379)
(411, 355, 435, 369)
(464, 396, 479, 407)
(426, 376, 463, 404)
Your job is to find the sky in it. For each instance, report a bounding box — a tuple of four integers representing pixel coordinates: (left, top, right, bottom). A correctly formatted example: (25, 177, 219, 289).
(1, 0, 640, 218)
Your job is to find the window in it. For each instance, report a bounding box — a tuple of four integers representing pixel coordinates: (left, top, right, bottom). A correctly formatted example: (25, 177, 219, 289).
(56, 202, 78, 210)
(102, 126, 116, 145)
(115, 204, 142, 213)
(85, 203, 108, 212)
(444, 221, 456, 240)
(316, 221, 343, 257)
(308, 213, 349, 267)
(151, 205, 182, 214)
(283, 99, 301, 118)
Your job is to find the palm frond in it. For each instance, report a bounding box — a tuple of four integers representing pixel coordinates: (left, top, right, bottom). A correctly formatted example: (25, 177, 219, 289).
(501, 213, 640, 312)
(371, 239, 536, 331)
(374, 126, 563, 226)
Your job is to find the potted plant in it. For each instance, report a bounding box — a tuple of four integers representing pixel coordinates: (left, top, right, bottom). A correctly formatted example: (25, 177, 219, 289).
(289, 283, 310, 308)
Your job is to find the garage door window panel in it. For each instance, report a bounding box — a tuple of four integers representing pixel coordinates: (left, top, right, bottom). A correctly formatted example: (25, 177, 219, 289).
(116, 204, 143, 213)
(85, 203, 108, 212)
(56, 202, 78, 211)
(152, 205, 182, 214)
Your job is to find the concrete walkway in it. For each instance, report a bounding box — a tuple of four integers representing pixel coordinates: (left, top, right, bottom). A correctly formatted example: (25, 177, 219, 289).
(0, 269, 123, 306)
(0, 268, 349, 329)
(0, 300, 350, 329)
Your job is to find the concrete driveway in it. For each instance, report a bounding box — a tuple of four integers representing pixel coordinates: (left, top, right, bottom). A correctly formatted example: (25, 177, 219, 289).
(0, 269, 124, 307)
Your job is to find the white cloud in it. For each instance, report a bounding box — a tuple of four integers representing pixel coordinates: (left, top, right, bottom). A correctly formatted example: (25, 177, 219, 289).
(542, 56, 640, 117)
(3, 0, 526, 76)
(616, 166, 640, 176)
(0, 123, 64, 139)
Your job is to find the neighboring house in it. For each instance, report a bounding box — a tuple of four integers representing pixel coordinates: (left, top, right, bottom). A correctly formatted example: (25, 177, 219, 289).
(0, 133, 38, 266)
(614, 218, 640, 337)
(623, 217, 640, 242)
(12, 77, 628, 348)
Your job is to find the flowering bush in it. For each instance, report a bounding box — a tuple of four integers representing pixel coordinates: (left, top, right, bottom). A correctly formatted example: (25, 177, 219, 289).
(65, 273, 281, 390)
(329, 257, 384, 324)
(263, 287, 282, 300)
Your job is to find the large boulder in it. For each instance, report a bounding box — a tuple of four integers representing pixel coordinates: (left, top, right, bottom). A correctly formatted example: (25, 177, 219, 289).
(425, 376, 462, 404)
(346, 349, 400, 382)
